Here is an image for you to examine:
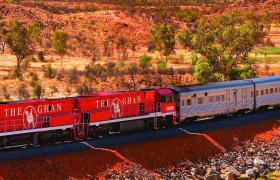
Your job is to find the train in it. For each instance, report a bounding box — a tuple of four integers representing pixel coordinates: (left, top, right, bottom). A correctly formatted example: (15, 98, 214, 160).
(1, 75, 280, 148)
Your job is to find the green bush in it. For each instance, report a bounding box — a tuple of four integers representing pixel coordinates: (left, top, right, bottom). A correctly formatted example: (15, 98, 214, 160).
(156, 60, 167, 71)
(44, 64, 57, 79)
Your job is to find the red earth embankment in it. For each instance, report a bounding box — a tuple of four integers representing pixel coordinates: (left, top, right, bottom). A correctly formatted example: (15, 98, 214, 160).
(0, 119, 279, 179)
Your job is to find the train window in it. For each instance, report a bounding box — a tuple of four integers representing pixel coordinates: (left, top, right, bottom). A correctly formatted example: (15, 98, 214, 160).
(221, 95, 225, 101)
(256, 90, 259, 96)
(266, 89, 269, 95)
(209, 96, 214, 103)
(198, 98, 203, 104)
(169, 96, 173, 102)
(193, 94, 197, 98)
(261, 90, 264, 95)
(270, 88, 274, 94)
(251, 91, 254, 97)
(205, 92, 208, 96)
(187, 99, 192, 105)
(104, 101, 108, 107)
(182, 100, 185, 106)
(216, 96, 220, 102)
(275, 88, 279, 93)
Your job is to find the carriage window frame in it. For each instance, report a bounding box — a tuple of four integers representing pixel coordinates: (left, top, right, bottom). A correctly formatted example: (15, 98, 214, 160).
(270, 88, 274, 94)
(198, 98, 203, 104)
(265, 89, 269, 95)
(209, 96, 214, 103)
(256, 90, 259, 96)
(261, 90, 264, 95)
(275, 88, 278, 93)
(221, 95, 225, 101)
(216, 96, 220, 102)
(187, 99, 191, 106)
(182, 100, 185, 106)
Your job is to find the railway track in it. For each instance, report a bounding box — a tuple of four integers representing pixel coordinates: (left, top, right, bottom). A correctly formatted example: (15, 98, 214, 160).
(0, 107, 280, 162)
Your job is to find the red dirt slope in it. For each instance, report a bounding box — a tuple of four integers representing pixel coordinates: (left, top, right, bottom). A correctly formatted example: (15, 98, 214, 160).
(0, 119, 279, 179)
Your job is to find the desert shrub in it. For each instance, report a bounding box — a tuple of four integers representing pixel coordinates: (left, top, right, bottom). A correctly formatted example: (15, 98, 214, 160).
(85, 63, 107, 79)
(105, 62, 116, 76)
(139, 54, 152, 71)
(76, 82, 94, 96)
(191, 54, 199, 66)
(176, 9, 201, 23)
(7, 0, 19, 4)
(29, 72, 39, 87)
(37, 51, 45, 62)
(90, 20, 96, 25)
(56, 70, 65, 81)
(178, 53, 186, 63)
(67, 67, 80, 84)
(50, 85, 58, 96)
(2, 87, 10, 100)
(33, 82, 43, 99)
(187, 66, 195, 75)
(156, 60, 167, 71)
(18, 84, 30, 99)
(83, 6, 96, 12)
(29, 71, 38, 81)
(44, 64, 57, 79)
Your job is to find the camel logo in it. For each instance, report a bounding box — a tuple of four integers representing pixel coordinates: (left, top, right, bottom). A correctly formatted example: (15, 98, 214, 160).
(23, 106, 38, 129)
(110, 98, 123, 119)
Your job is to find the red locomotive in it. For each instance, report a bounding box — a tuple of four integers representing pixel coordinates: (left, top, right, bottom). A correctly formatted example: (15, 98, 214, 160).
(0, 89, 176, 147)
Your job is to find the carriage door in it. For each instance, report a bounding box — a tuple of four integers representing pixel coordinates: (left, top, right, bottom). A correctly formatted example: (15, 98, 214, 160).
(242, 88, 247, 107)
(226, 89, 230, 113)
(233, 89, 238, 111)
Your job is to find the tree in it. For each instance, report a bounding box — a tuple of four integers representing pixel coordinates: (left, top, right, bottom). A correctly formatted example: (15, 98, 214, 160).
(179, 10, 270, 82)
(4, 20, 41, 76)
(126, 63, 138, 91)
(52, 31, 68, 70)
(151, 24, 175, 62)
(194, 60, 223, 84)
(116, 36, 129, 60)
(139, 54, 153, 87)
(139, 54, 152, 71)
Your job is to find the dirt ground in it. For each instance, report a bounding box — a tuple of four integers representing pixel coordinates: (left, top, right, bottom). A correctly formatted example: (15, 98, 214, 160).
(0, 119, 279, 179)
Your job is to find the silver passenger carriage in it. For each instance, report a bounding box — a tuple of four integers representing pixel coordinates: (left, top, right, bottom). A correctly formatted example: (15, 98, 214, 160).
(172, 75, 280, 123)
(253, 76, 280, 109)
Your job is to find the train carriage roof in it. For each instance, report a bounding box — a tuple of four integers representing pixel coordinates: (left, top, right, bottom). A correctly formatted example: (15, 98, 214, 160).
(171, 75, 280, 94)
(251, 75, 280, 84)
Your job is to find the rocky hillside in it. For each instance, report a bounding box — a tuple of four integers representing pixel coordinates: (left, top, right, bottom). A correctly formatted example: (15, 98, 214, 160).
(0, 0, 278, 58)
(0, 1, 154, 58)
